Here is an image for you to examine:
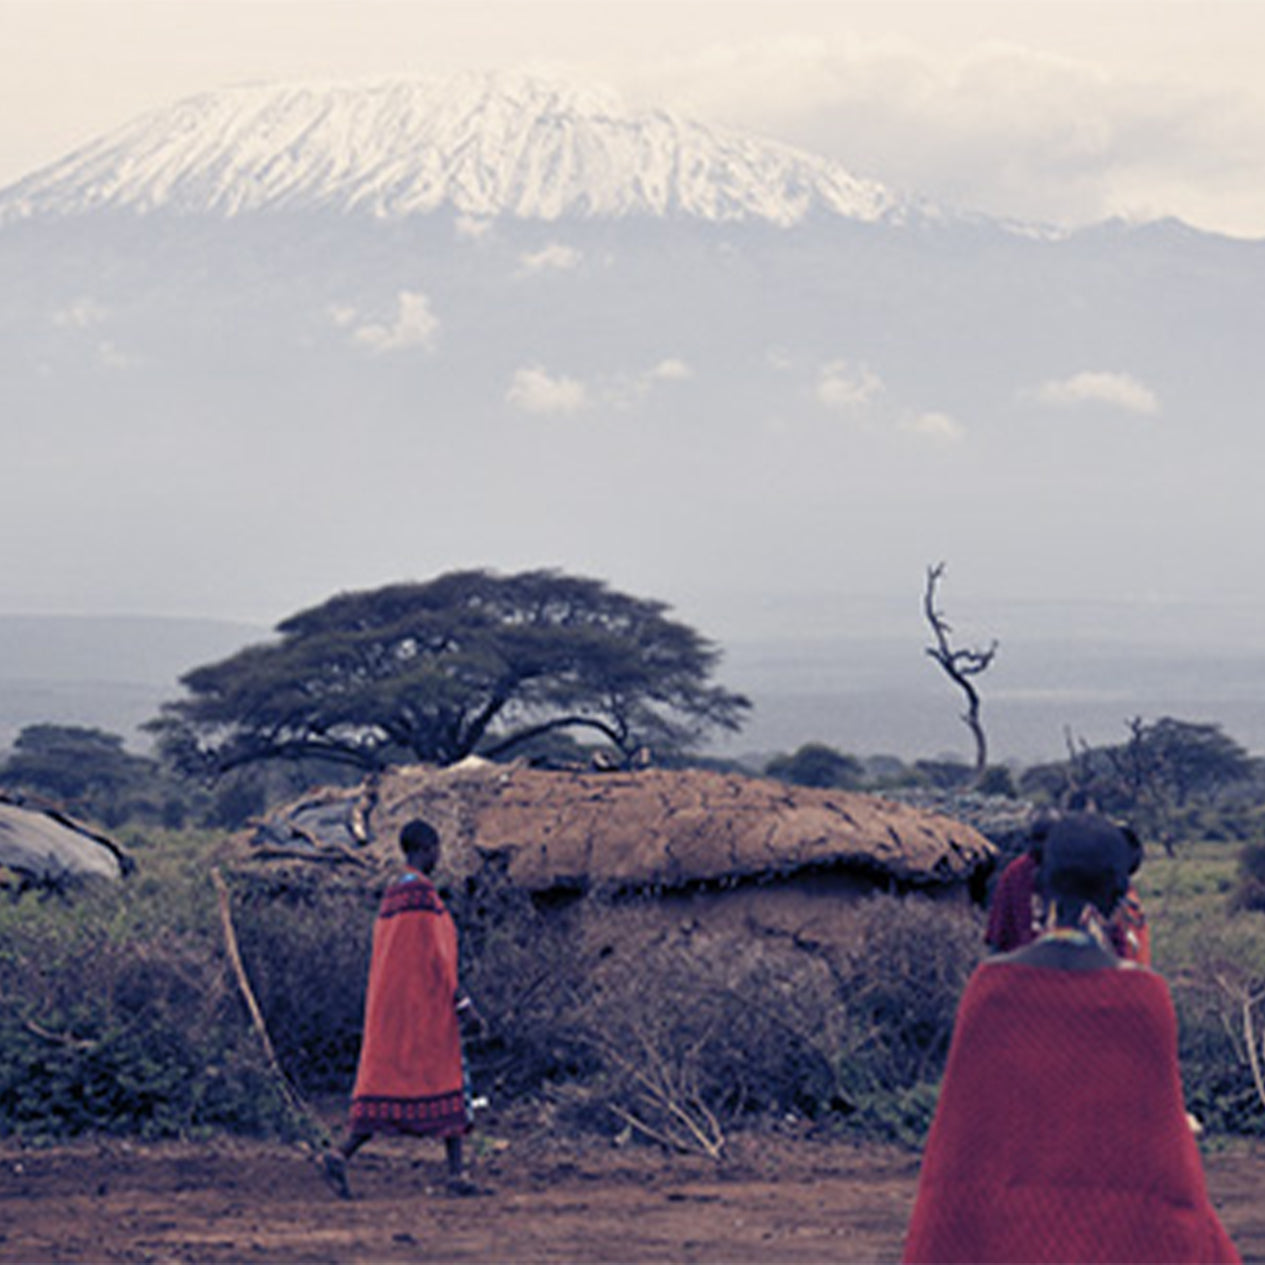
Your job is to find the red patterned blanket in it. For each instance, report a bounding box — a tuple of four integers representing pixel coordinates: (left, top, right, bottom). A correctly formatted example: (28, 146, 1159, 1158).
(349, 872, 469, 1139)
(903, 962, 1238, 1263)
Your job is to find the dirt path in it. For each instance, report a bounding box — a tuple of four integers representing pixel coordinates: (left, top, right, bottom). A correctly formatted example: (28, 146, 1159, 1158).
(1, 1126, 1262, 1263)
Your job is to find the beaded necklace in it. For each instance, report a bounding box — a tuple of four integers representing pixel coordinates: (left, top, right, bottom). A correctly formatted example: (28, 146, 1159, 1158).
(1040, 926, 1097, 948)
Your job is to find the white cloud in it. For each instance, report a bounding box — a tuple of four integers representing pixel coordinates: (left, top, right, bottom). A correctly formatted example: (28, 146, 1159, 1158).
(515, 243, 583, 277)
(816, 360, 883, 410)
(647, 358, 692, 382)
(326, 303, 357, 328)
(350, 291, 440, 353)
(632, 33, 1265, 238)
(1031, 370, 1160, 415)
(95, 340, 135, 371)
(506, 365, 588, 415)
(607, 357, 695, 407)
(901, 411, 966, 442)
(454, 215, 493, 240)
(52, 296, 109, 328)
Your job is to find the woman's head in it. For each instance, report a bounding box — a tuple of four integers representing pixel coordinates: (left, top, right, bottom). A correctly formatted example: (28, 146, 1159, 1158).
(1035, 813, 1134, 922)
(399, 818, 441, 873)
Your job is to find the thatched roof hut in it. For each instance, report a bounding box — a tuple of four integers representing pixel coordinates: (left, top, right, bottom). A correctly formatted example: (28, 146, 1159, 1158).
(243, 760, 994, 894)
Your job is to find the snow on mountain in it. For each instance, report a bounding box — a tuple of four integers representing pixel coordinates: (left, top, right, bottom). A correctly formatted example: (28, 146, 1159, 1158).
(0, 71, 914, 227)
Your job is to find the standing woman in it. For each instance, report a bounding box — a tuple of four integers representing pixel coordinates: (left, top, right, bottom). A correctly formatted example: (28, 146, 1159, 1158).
(903, 813, 1238, 1263)
(323, 818, 479, 1198)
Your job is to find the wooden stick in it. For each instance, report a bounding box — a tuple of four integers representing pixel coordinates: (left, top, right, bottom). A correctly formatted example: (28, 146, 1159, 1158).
(211, 867, 333, 1154)
(1244, 997, 1265, 1116)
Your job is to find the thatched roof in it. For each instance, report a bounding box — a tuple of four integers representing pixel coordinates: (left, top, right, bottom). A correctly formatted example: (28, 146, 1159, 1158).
(244, 761, 995, 891)
(0, 793, 132, 887)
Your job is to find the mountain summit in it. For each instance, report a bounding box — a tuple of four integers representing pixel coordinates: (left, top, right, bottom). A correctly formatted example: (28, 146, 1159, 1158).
(0, 71, 912, 226)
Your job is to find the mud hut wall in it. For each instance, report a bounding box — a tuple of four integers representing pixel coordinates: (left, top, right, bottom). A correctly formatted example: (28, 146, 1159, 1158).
(574, 869, 924, 967)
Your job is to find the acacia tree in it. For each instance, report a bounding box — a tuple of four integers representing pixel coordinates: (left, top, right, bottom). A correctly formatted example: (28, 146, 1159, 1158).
(149, 569, 751, 776)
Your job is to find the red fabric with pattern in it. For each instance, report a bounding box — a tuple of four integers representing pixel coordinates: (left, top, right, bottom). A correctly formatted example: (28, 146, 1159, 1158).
(984, 852, 1041, 952)
(349, 871, 469, 1138)
(903, 962, 1239, 1264)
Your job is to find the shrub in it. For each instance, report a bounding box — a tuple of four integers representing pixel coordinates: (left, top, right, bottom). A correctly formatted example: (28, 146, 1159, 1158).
(547, 891, 983, 1154)
(444, 858, 598, 1099)
(1170, 914, 1265, 1137)
(564, 927, 843, 1155)
(825, 895, 982, 1096)
(764, 744, 865, 790)
(0, 885, 294, 1139)
(1231, 842, 1265, 914)
(227, 870, 377, 1094)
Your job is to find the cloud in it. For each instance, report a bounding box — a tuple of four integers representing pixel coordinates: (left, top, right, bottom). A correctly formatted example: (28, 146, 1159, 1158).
(630, 34, 1265, 237)
(647, 358, 692, 382)
(52, 296, 109, 328)
(455, 215, 493, 240)
(606, 357, 695, 407)
(901, 410, 965, 442)
(515, 243, 583, 277)
(506, 365, 589, 415)
(505, 358, 689, 415)
(327, 304, 357, 328)
(349, 291, 440, 353)
(95, 340, 135, 371)
(1030, 370, 1160, 415)
(816, 360, 883, 410)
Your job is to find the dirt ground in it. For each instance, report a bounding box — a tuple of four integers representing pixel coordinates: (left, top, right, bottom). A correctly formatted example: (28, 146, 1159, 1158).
(2, 1115, 1262, 1264)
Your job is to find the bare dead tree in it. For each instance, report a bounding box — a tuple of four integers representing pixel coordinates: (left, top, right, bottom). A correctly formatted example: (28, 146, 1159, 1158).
(923, 563, 998, 783)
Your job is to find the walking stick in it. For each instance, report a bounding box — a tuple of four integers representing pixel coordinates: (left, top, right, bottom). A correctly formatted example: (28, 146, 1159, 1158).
(211, 867, 335, 1158)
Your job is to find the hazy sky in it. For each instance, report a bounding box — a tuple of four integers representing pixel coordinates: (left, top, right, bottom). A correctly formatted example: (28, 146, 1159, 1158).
(3, 0, 1265, 238)
(4, 0, 1265, 765)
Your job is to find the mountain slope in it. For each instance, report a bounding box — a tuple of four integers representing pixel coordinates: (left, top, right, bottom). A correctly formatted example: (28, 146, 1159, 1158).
(0, 71, 912, 227)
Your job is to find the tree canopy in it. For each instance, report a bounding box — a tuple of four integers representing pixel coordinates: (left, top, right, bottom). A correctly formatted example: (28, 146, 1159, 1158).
(764, 743, 864, 790)
(0, 725, 160, 827)
(150, 569, 751, 775)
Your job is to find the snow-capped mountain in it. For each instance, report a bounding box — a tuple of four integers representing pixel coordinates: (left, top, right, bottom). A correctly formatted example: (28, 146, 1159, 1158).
(4, 69, 1265, 770)
(0, 71, 910, 226)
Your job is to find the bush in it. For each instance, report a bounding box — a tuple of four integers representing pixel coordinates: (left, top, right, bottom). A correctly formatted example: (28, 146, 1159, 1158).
(568, 929, 846, 1153)
(765, 744, 865, 790)
(826, 895, 982, 1096)
(1231, 842, 1265, 914)
(227, 870, 378, 1093)
(0, 884, 294, 1139)
(444, 857, 598, 1100)
(1170, 914, 1265, 1137)
(547, 892, 983, 1154)
(10, 821, 1262, 1154)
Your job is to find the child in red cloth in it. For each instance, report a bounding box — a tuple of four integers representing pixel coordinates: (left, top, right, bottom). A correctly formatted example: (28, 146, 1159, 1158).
(323, 818, 481, 1199)
(904, 813, 1238, 1264)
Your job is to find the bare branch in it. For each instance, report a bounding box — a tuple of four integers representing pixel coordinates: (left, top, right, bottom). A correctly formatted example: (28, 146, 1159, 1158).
(923, 563, 997, 779)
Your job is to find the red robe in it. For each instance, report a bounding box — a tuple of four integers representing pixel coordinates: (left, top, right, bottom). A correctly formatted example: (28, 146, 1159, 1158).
(984, 852, 1041, 952)
(349, 871, 470, 1138)
(903, 962, 1238, 1264)
(986, 853, 1151, 965)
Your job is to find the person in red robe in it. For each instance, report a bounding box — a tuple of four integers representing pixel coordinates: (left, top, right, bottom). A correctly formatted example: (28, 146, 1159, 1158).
(984, 843, 1044, 953)
(904, 813, 1238, 1264)
(986, 819, 1151, 965)
(322, 818, 478, 1198)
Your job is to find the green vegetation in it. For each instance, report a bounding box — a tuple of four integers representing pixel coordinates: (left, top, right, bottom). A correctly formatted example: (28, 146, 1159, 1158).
(0, 563, 1262, 1151)
(0, 830, 295, 1141)
(1133, 839, 1265, 1136)
(2, 824, 1261, 1150)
